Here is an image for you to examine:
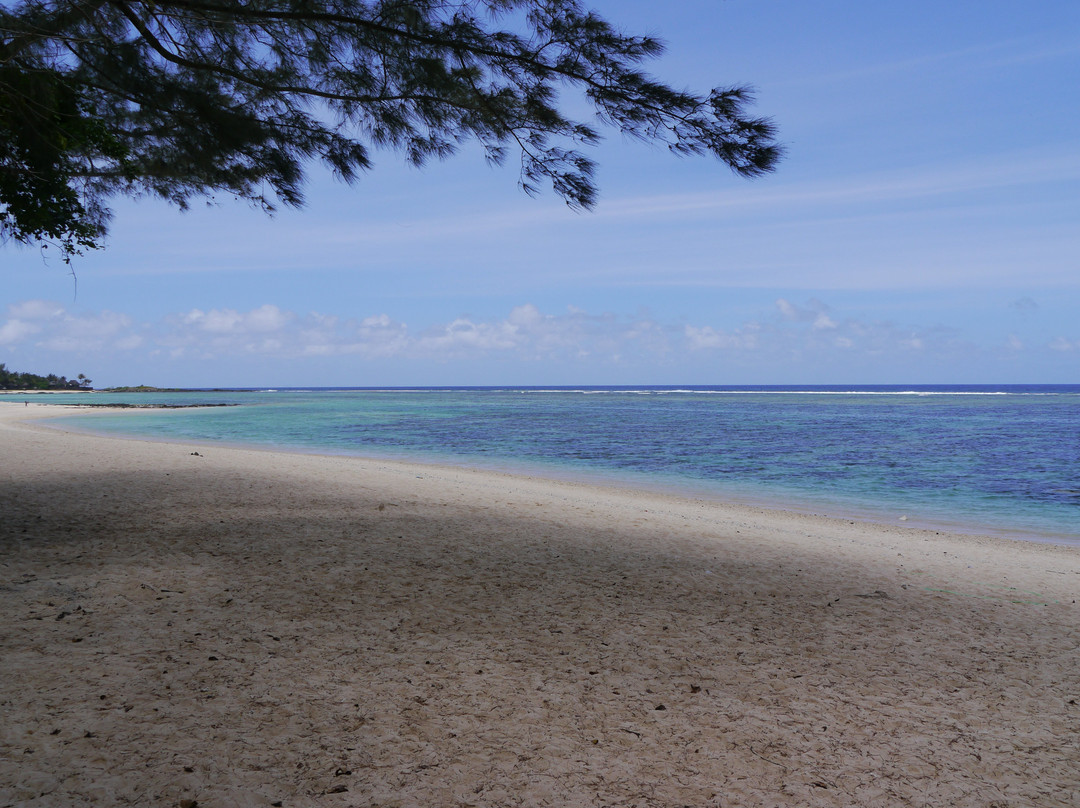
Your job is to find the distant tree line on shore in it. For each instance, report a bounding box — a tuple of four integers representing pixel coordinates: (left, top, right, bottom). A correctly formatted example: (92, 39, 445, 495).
(0, 363, 92, 390)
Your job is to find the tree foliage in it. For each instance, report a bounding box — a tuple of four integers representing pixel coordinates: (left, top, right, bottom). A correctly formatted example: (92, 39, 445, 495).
(0, 362, 92, 388)
(1, 1, 781, 258)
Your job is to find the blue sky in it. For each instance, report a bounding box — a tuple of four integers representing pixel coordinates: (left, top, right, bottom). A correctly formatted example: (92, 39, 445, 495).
(3, 0, 1078, 387)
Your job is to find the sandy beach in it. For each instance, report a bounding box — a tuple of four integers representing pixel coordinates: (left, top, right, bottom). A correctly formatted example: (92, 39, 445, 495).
(1, 402, 1078, 807)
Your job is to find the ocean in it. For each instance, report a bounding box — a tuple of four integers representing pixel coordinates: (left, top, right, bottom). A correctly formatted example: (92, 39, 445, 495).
(7, 385, 1079, 545)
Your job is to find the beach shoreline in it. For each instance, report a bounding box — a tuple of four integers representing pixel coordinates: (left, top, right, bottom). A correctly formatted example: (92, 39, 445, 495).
(18, 399, 1080, 548)
(2, 402, 1078, 806)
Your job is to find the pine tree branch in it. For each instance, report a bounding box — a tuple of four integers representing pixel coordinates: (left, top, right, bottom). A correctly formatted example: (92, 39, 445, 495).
(0, 0, 111, 61)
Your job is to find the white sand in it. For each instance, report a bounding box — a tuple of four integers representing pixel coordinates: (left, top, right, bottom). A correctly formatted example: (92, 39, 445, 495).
(2, 402, 1078, 807)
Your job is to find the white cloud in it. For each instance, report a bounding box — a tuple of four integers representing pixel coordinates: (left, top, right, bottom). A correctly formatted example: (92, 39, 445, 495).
(685, 299, 985, 366)
(0, 300, 59, 346)
(184, 304, 292, 334)
(507, 303, 543, 328)
(44, 311, 132, 342)
(147, 300, 975, 367)
(814, 313, 838, 330)
(0, 319, 40, 345)
(776, 297, 834, 325)
(246, 304, 293, 332)
(142, 303, 682, 364)
(4, 297, 1074, 382)
(115, 334, 145, 350)
(685, 325, 757, 351)
(360, 314, 392, 328)
(417, 317, 520, 353)
(9, 300, 64, 320)
(0, 300, 136, 352)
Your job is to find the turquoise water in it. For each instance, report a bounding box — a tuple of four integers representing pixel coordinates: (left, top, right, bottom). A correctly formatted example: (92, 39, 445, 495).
(8, 385, 1080, 544)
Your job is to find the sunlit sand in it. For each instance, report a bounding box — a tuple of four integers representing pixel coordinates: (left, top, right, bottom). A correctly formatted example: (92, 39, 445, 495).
(2, 403, 1077, 807)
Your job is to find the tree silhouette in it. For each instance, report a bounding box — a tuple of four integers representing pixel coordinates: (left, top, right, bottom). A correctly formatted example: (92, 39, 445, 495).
(1, 1, 781, 258)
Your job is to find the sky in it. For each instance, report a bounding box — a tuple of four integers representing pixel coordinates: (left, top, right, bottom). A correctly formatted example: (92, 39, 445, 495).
(3, 0, 1079, 387)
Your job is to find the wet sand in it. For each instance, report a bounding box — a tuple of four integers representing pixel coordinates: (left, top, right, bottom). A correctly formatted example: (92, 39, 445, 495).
(2, 403, 1078, 807)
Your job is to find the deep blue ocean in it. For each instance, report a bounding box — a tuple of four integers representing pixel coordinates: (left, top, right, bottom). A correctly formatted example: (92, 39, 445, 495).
(7, 385, 1079, 544)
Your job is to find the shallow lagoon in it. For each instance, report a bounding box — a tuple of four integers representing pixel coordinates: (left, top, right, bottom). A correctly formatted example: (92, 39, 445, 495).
(10, 385, 1080, 544)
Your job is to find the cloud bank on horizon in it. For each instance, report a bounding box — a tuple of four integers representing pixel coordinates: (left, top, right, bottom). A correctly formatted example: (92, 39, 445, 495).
(1, 297, 1072, 386)
(4, 0, 1078, 385)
